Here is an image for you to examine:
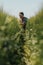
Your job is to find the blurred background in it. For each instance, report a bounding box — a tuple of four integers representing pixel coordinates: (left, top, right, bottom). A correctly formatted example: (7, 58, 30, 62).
(0, 0, 43, 65)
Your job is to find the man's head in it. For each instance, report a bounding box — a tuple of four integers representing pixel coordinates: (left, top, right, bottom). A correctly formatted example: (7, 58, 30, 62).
(19, 12, 24, 19)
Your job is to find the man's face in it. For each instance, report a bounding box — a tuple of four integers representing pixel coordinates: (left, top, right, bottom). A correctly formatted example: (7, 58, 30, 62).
(19, 14, 24, 19)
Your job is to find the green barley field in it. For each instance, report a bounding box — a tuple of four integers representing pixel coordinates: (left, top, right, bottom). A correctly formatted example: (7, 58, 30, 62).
(0, 8, 43, 65)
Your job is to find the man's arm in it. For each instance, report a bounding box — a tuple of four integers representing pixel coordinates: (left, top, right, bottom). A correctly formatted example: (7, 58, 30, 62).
(20, 19, 25, 25)
(20, 21, 25, 25)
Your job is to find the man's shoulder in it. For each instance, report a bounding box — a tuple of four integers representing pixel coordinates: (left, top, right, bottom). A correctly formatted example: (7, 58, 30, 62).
(24, 17, 28, 19)
(23, 17, 28, 21)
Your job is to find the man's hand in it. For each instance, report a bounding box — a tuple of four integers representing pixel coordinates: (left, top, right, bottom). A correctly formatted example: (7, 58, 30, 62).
(20, 22, 25, 25)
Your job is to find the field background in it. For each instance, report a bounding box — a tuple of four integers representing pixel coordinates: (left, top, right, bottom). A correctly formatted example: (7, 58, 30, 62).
(0, 8, 43, 65)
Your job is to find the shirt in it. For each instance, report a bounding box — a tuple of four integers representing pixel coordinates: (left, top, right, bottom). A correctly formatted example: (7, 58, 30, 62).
(22, 17, 28, 24)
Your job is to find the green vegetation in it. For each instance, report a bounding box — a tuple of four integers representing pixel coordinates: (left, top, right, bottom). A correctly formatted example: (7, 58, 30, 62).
(0, 8, 43, 65)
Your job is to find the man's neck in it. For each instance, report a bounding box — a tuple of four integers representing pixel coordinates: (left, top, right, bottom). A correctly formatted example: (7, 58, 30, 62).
(22, 16, 24, 20)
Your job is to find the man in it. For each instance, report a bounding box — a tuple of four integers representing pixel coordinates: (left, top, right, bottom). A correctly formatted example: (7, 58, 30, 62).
(19, 12, 28, 33)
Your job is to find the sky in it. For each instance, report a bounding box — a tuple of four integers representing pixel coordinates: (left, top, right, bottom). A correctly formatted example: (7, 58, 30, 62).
(0, 0, 43, 18)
